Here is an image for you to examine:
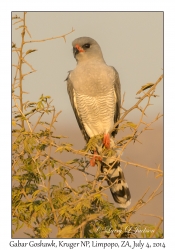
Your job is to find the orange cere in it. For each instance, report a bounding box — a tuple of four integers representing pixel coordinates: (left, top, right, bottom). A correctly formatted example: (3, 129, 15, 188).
(75, 44, 84, 52)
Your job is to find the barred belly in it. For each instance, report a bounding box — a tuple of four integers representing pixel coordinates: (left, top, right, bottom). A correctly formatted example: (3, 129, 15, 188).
(75, 89, 115, 137)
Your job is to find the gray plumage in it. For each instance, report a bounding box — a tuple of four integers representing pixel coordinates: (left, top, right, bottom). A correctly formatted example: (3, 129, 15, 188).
(66, 37, 131, 208)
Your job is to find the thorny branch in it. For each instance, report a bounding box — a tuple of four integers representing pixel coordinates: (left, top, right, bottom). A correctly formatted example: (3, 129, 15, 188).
(140, 213, 163, 238)
(12, 12, 163, 238)
(12, 11, 75, 129)
(110, 74, 163, 134)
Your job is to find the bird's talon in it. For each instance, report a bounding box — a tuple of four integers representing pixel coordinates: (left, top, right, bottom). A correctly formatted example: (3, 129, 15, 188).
(90, 151, 102, 167)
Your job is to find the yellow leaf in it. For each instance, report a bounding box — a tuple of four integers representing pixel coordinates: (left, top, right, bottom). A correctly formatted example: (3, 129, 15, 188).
(12, 120, 16, 126)
(57, 225, 78, 238)
(126, 122, 137, 129)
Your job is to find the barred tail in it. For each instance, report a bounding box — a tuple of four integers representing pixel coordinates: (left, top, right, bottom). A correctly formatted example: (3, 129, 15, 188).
(101, 161, 131, 208)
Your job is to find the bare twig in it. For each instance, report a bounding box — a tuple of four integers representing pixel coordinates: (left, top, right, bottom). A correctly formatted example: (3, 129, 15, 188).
(127, 179, 163, 222)
(19, 12, 26, 128)
(141, 213, 163, 238)
(24, 28, 75, 44)
(110, 74, 163, 134)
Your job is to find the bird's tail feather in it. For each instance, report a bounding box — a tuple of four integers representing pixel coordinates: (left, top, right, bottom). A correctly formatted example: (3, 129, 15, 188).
(101, 160, 131, 208)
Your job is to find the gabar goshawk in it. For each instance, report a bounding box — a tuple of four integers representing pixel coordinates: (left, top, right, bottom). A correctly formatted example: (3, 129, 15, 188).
(66, 37, 131, 208)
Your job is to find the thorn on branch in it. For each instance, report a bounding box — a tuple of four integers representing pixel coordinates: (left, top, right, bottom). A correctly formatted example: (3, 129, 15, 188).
(62, 36, 66, 43)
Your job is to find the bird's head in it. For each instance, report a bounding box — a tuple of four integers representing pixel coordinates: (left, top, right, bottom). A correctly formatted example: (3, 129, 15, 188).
(72, 37, 105, 63)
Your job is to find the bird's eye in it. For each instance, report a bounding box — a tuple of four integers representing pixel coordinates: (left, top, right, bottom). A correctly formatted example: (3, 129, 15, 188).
(83, 43, 90, 49)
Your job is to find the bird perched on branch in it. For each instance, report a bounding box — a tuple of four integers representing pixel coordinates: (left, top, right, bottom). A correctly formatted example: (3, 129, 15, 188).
(66, 37, 131, 208)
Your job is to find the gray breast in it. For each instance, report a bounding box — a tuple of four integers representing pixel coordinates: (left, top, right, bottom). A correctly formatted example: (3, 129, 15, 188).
(70, 61, 116, 137)
(70, 62, 115, 96)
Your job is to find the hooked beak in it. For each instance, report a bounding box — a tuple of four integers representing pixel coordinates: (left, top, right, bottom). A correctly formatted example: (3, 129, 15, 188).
(73, 44, 84, 57)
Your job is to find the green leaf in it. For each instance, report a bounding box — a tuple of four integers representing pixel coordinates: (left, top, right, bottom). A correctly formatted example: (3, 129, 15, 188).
(51, 135, 67, 139)
(66, 171, 74, 182)
(117, 135, 133, 144)
(37, 101, 44, 109)
(66, 159, 79, 164)
(136, 83, 154, 95)
(32, 190, 41, 198)
(55, 144, 73, 153)
(126, 122, 137, 129)
(25, 49, 37, 55)
(12, 15, 20, 20)
(85, 135, 103, 152)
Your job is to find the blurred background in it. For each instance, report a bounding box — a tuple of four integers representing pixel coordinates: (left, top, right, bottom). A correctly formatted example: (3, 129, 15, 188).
(12, 12, 163, 238)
